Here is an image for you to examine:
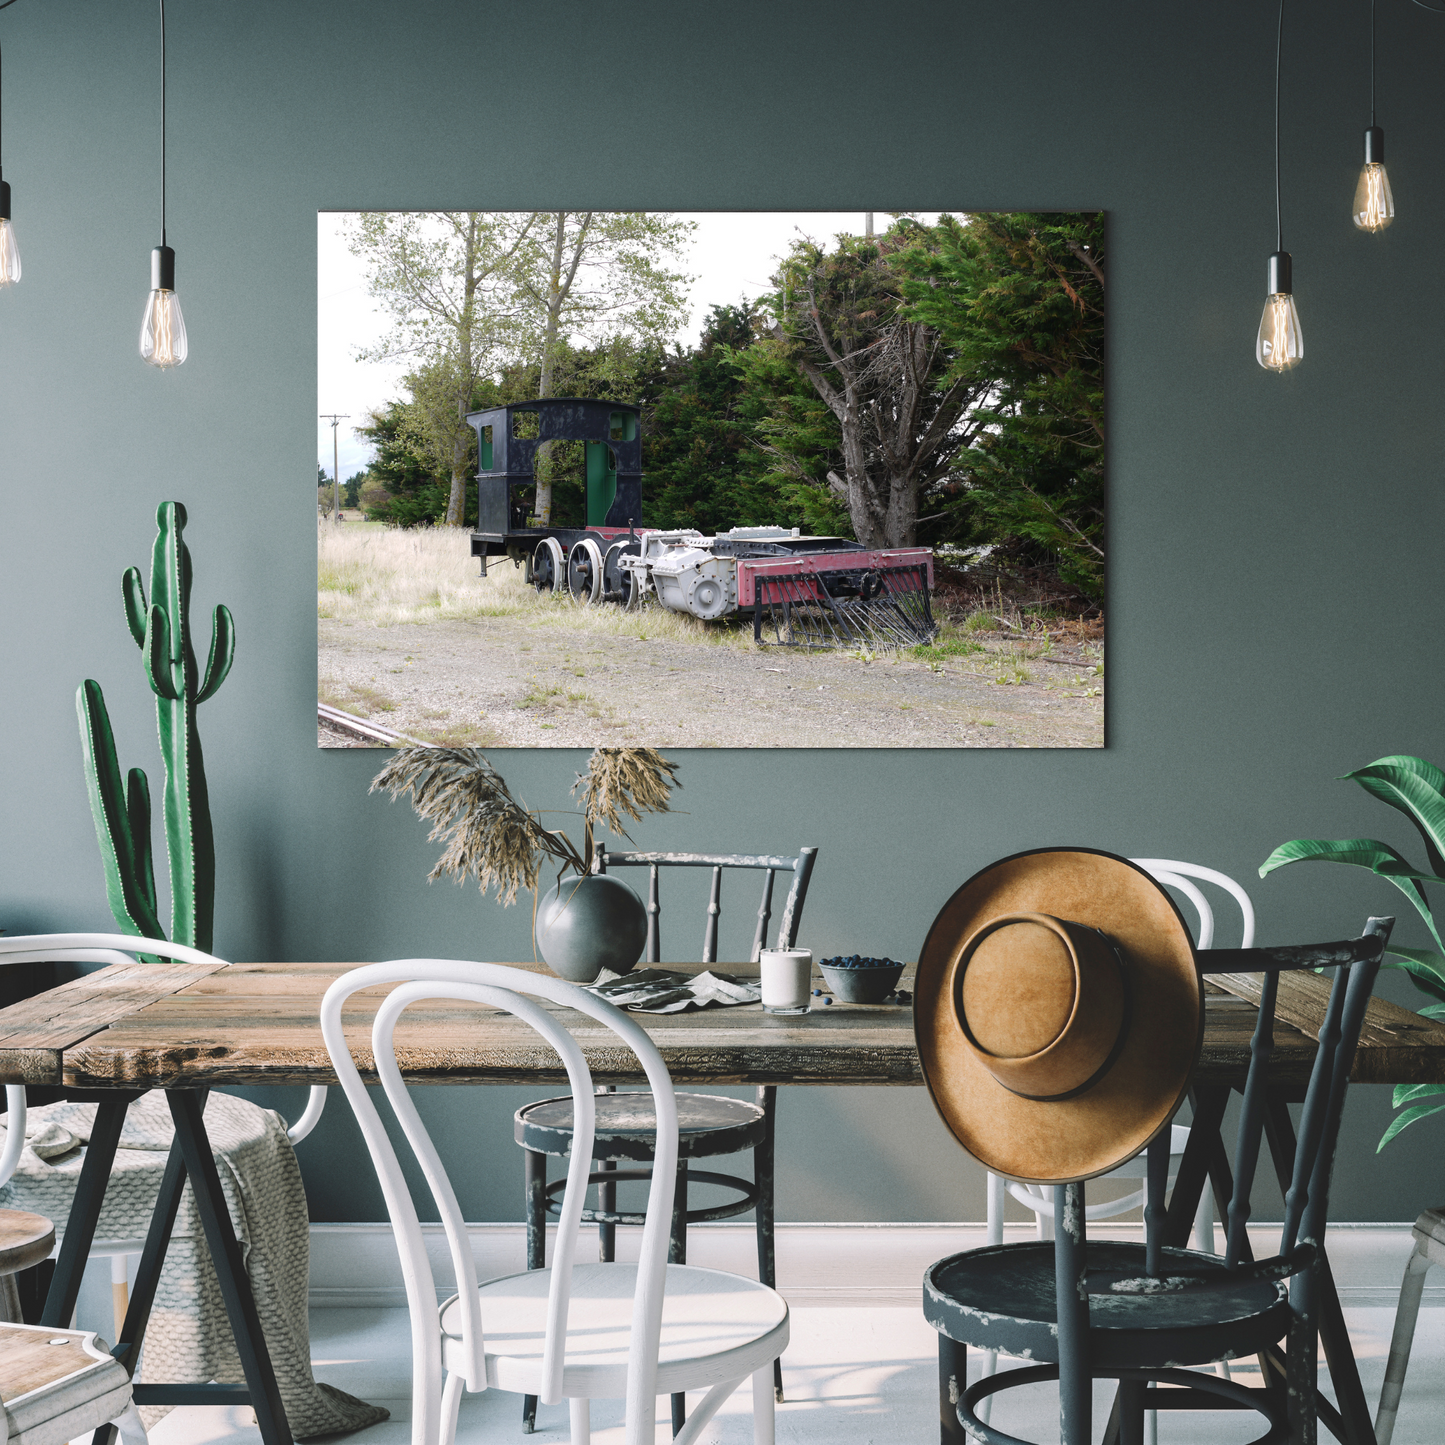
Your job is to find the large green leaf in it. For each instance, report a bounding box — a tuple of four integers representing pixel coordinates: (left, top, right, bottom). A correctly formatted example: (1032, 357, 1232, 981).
(1344, 756, 1445, 880)
(1392, 1081, 1445, 1109)
(1259, 837, 1445, 951)
(1378, 1099, 1445, 1151)
(1381, 946, 1445, 1005)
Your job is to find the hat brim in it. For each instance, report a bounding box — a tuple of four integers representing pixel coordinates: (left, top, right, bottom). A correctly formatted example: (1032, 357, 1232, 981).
(914, 848, 1202, 1184)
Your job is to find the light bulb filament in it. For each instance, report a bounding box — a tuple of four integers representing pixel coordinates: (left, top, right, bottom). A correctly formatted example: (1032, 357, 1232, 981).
(140, 286, 188, 369)
(0, 218, 19, 287)
(1256, 292, 1303, 372)
(1353, 161, 1394, 232)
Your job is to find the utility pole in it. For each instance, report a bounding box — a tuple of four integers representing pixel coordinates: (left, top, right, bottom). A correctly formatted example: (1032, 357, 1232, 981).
(320, 414, 350, 525)
(865, 212, 874, 239)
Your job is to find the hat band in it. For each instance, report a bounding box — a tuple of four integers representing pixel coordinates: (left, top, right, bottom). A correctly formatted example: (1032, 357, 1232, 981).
(993, 931, 1133, 1102)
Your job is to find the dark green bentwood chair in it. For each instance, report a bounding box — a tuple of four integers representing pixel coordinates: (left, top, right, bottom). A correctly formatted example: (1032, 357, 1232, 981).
(924, 915, 1392, 1445)
(514, 846, 817, 1436)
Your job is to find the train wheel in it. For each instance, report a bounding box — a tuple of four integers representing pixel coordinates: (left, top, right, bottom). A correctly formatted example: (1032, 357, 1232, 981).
(531, 538, 565, 592)
(603, 540, 638, 608)
(567, 538, 604, 605)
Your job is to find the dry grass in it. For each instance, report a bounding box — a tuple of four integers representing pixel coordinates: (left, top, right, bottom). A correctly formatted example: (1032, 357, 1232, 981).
(317, 520, 759, 651)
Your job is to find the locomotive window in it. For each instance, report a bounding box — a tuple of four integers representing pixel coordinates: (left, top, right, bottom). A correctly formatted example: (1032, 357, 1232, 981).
(609, 410, 637, 442)
(478, 425, 493, 470)
(512, 410, 539, 439)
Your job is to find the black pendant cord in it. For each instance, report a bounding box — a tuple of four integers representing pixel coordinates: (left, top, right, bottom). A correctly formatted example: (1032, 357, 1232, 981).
(0, 0, 19, 170)
(1371, 0, 1377, 126)
(159, 0, 166, 249)
(1274, 0, 1284, 255)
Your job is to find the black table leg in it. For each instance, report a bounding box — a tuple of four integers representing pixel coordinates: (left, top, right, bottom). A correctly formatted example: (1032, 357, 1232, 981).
(167, 1089, 293, 1445)
(42, 1093, 142, 1328)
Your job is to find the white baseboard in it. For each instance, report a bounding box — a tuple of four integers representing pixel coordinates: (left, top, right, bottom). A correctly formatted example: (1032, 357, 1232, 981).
(308, 1221, 1445, 1311)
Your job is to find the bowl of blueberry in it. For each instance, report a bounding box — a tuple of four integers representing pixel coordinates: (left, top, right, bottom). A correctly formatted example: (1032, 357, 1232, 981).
(818, 955, 907, 1005)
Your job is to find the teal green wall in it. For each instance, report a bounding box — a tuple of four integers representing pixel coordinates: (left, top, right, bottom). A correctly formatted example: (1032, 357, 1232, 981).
(2, 0, 1442, 1224)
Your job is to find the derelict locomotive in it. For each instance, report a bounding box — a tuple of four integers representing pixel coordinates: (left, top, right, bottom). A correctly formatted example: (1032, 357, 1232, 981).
(465, 396, 936, 648)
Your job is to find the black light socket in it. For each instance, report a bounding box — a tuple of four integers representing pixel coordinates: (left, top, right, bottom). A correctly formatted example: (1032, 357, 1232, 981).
(1364, 125, 1385, 165)
(1267, 250, 1292, 296)
(0, 179, 10, 222)
(151, 244, 176, 292)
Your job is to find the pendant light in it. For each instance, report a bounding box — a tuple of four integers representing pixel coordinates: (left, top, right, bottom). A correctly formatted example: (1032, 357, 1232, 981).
(1354, 0, 1395, 231)
(1257, 0, 1302, 371)
(140, 0, 186, 367)
(0, 4, 20, 288)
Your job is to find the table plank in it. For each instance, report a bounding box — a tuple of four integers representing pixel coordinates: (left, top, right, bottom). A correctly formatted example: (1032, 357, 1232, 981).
(0, 960, 1441, 1091)
(0, 961, 228, 1082)
(1211, 970, 1445, 1085)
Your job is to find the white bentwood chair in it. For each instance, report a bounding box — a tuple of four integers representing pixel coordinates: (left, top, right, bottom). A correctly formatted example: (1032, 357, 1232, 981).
(977, 861, 1257, 1429)
(320, 960, 788, 1445)
(0, 933, 327, 1332)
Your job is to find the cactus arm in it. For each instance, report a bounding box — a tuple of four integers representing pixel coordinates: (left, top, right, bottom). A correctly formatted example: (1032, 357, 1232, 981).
(122, 568, 148, 649)
(76, 680, 166, 942)
(196, 604, 235, 704)
(143, 605, 180, 700)
(125, 768, 160, 930)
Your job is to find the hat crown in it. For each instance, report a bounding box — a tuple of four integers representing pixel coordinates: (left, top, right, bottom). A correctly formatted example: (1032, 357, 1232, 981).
(954, 911, 1127, 1101)
(961, 919, 1077, 1058)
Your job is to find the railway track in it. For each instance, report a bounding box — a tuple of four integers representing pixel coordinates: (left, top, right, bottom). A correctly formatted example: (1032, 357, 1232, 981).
(317, 703, 421, 748)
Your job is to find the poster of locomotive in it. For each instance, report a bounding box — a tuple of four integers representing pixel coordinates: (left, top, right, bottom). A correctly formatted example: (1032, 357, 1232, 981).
(317, 211, 1104, 749)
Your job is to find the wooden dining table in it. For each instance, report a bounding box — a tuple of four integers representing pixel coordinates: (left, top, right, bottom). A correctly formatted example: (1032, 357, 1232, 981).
(1, 956, 1443, 1445)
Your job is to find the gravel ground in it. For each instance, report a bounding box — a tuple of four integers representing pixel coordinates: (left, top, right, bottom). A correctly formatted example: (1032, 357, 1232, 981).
(318, 613, 1104, 749)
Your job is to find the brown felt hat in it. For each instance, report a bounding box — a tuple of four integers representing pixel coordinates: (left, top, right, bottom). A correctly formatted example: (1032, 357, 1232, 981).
(914, 848, 1202, 1184)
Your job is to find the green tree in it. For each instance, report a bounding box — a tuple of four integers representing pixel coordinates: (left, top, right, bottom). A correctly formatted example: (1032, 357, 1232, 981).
(757, 225, 990, 549)
(898, 212, 1105, 597)
(510, 211, 694, 522)
(356, 401, 457, 527)
(343, 471, 366, 509)
(346, 212, 541, 526)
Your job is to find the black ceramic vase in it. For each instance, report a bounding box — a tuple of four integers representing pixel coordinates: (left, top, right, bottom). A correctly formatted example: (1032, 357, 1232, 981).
(533, 872, 648, 983)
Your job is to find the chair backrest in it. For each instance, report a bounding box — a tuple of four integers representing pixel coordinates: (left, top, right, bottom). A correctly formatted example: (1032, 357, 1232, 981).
(1120, 916, 1392, 1283)
(319, 961, 678, 1445)
(595, 845, 817, 964)
(1130, 858, 1257, 950)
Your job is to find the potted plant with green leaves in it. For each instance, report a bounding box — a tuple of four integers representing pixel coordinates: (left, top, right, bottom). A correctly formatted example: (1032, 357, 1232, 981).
(1261, 753, 1445, 1149)
(371, 746, 679, 982)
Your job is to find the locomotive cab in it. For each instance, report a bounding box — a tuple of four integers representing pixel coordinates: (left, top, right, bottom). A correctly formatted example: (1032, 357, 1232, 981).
(465, 397, 642, 565)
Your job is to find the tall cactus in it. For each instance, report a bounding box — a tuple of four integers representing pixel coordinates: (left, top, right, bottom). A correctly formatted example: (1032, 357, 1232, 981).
(77, 502, 235, 952)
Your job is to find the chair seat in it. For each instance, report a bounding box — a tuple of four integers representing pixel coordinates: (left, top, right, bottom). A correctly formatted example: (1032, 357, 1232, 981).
(443, 1262, 788, 1397)
(924, 1242, 1290, 1370)
(515, 1092, 765, 1162)
(0, 1212, 55, 1277)
(0, 1322, 135, 1445)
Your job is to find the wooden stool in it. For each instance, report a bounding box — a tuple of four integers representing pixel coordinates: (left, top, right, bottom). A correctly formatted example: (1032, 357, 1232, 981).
(0, 1320, 145, 1445)
(0, 1212, 54, 1325)
(1375, 1205, 1445, 1445)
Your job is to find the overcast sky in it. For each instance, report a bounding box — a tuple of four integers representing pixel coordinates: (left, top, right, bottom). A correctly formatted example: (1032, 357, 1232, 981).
(316, 211, 940, 479)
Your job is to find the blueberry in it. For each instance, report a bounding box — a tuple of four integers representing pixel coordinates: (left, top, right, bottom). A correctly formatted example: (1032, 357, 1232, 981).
(823, 996, 832, 1004)
(812, 989, 823, 996)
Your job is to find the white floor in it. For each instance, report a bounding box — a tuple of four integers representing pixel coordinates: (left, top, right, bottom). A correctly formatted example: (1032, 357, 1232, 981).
(138, 1302, 1445, 1445)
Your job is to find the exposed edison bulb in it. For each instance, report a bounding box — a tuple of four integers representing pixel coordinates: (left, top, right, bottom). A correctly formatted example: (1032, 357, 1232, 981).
(1353, 127, 1394, 232)
(140, 245, 188, 368)
(1255, 252, 1302, 372)
(1257, 294, 1303, 371)
(0, 218, 19, 287)
(1353, 162, 1394, 232)
(0, 178, 18, 287)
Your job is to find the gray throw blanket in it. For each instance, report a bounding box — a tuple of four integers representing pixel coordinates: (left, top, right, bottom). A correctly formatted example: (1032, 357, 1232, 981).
(0, 1092, 387, 1438)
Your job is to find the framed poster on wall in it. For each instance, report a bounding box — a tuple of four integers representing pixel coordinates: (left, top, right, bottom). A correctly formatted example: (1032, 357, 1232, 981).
(317, 210, 1104, 749)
